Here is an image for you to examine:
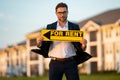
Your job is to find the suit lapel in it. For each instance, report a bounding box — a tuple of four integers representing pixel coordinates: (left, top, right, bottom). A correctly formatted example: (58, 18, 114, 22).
(51, 22, 57, 30)
(68, 21, 74, 30)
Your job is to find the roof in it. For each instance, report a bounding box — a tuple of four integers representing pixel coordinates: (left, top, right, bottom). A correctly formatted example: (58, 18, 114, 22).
(78, 8, 120, 27)
(17, 40, 26, 45)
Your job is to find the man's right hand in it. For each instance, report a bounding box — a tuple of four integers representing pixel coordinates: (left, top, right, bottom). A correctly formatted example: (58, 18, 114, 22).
(36, 36, 43, 47)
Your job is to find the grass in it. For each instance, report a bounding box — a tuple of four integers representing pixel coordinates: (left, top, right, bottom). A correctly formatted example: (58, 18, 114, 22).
(81, 72, 120, 80)
(0, 72, 120, 80)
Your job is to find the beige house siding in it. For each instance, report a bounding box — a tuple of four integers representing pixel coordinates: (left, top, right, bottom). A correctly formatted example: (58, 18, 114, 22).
(101, 20, 120, 72)
(81, 20, 103, 73)
(79, 19, 120, 73)
(26, 32, 44, 77)
(0, 50, 7, 77)
(0, 44, 27, 77)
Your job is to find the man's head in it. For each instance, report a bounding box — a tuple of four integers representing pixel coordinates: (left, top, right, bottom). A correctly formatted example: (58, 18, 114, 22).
(55, 2, 68, 22)
(55, 2, 68, 12)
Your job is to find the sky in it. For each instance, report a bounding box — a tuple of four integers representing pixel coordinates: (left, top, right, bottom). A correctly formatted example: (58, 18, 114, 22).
(0, 0, 120, 49)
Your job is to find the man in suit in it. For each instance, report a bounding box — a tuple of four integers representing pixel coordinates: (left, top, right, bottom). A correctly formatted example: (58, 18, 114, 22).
(36, 2, 90, 80)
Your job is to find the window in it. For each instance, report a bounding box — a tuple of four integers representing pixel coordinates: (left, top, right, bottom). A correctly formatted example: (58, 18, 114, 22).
(30, 51, 38, 60)
(16, 59, 19, 65)
(116, 27, 120, 37)
(91, 62, 97, 73)
(90, 31, 97, 41)
(30, 64, 39, 76)
(106, 29, 111, 38)
(7, 52, 9, 57)
(30, 38, 36, 46)
(90, 46, 97, 57)
(7, 60, 9, 67)
(5, 50, 9, 57)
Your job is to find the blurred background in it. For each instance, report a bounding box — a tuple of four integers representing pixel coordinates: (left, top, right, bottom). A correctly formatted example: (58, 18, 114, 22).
(0, 0, 120, 79)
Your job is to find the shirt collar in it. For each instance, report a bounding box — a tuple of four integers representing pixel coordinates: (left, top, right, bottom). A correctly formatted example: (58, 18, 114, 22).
(57, 21, 68, 28)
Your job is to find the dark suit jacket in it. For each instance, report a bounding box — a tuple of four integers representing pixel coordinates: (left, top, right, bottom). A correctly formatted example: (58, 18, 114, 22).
(32, 21, 92, 65)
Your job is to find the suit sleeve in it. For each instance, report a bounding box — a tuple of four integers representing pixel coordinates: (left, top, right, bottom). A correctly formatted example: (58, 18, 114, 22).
(71, 23, 84, 52)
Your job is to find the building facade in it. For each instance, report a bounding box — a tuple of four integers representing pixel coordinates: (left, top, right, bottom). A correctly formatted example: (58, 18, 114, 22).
(101, 19, 120, 73)
(26, 31, 44, 77)
(0, 9, 120, 77)
(79, 19, 120, 74)
(0, 43, 27, 77)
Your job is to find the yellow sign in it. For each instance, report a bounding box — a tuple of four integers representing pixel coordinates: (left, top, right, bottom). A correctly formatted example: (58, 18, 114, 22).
(42, 29, 84, 42)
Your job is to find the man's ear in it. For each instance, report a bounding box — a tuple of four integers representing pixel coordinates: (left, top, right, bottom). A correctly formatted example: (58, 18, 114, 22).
(55, 11, 57, 15)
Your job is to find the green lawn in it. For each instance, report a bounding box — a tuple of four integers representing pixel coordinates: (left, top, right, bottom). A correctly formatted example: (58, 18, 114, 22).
(0, 72, 120, 80)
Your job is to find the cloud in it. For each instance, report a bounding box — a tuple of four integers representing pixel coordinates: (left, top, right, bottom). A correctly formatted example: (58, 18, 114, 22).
(3, 27, 9, 32)
(0, 12, 5, 17)
(0, 12, 15, 20)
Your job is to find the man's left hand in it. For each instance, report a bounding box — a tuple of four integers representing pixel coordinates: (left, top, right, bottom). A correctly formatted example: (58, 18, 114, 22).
(80, 39, 87, 51)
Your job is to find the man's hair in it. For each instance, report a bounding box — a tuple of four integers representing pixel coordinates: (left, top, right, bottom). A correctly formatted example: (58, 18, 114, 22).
(55, 2, 68, 12)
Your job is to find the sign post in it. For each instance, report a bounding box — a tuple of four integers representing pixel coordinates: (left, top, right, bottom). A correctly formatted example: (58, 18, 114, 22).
(42, 29, 84, 42)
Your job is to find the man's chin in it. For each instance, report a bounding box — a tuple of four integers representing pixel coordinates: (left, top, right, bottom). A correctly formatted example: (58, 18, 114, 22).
(59, 19, 67, 22)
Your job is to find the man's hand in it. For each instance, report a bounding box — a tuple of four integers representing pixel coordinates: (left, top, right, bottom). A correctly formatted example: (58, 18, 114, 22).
(80, 39, 87, 51)
(36, 36, 43, 47)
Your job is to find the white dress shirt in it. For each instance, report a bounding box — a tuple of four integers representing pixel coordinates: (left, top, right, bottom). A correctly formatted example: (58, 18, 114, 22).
(48, 21, 76, 58)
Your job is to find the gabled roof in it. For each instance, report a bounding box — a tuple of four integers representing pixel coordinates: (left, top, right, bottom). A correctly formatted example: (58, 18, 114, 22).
(18, 41, 26, 45)
(78, 8, 120, 27)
